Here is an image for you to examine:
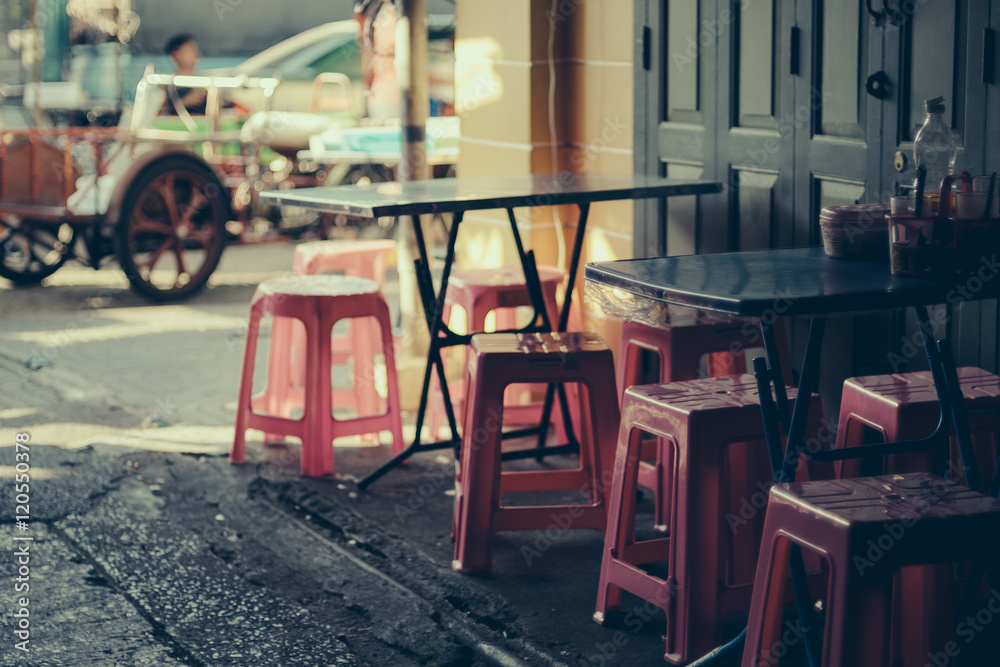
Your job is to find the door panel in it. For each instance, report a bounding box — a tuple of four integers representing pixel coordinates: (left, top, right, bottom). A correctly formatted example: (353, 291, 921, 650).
(817, 2, 866, 141)
(717, 0, 795, 252)
(796, 0, 879, 244)
(667, 2, 703, 124)
(736, 1, 778, 128)
(665, 163, 704, 256)
(814, 178, 866, 211)
(733, 169, 780, 251)
(648, 0, 720, 257)
(906, 3, 958, 139)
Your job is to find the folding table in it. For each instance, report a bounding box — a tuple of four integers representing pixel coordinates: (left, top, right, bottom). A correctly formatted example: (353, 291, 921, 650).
(262, 173, 722, 488)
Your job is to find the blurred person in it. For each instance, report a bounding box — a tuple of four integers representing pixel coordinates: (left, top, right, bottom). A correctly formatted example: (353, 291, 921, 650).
(354, 0, 401, 119)
(163, 33, 207, 114)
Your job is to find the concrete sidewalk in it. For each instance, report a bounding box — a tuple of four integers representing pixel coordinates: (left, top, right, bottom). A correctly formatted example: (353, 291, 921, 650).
(0, 242, 745, 666)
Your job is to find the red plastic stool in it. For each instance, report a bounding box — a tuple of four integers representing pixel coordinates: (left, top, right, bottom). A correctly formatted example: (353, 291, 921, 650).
(451, 332, 620, 574)
(836, 367, 1000, 486)
(231, 275, 405, 477)
(266, 240, 398, 438)
(292, 239, 396, 279)
(742, 473, 1000, 667)
(617, 314, 794, 530)
(594, 376, 826, 664)
(430, 265, 570, 439)
(617, 313, 792, 393)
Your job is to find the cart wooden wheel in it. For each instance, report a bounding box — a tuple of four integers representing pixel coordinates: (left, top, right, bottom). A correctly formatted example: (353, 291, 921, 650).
(0, 218, 76, 284)
(115, 155, 230, 301)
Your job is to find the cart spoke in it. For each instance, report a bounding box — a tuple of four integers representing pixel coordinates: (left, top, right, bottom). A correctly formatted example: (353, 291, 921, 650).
(172, 237, 189, 276)
(185, 226, 217, 247)
(132, 213, 174, 237)
(154, 175, 182, 227)
(139, 237, 173, 273)
(19, 224, 62, 258)
(24, 239, 47, 269)
(178, 190, 209, 226)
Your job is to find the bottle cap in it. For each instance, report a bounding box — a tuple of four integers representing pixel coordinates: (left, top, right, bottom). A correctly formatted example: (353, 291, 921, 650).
(925, 96, 946, 114)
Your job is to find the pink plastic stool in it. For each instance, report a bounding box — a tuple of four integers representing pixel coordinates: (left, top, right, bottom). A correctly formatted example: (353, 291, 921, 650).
(594, 376, 826, 664)
(742, 473, 1000, 667)
(617, 314, 794, 530)
(451, 332, 620, 574)
(430, 265, 570, 439)
(266, 240, 397, 437)
(836, 367, 1000, 486)
(292, 239, 396, 279)
(231, 275, 404, 477)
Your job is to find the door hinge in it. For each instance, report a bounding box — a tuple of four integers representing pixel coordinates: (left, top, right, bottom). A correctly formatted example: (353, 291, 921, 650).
(641, 26, 652, 71)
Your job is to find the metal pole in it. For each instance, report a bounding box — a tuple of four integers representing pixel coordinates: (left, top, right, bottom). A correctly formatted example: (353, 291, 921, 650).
(395, 0, 430, 355)
(30, 0, 43, 127)
(115, 0, 124, 114)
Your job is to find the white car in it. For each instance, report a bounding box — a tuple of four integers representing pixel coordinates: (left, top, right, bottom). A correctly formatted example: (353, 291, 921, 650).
(214, 17, 455, 116)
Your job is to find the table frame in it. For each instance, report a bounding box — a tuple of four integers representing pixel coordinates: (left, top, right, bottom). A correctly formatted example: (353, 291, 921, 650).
(262, 175, 723, 489)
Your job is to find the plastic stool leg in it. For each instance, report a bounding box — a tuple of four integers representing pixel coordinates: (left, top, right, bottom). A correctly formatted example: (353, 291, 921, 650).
(301, 310, 335, 477)
(374, 297, 405, 455)
(594, 423, 644, 622)
(452, 389, 504, 573)
(233, 304, 263, 464)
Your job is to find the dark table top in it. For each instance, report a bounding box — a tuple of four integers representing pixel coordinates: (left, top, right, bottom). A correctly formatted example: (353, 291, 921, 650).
(259, 173, 722, 218)
(585, 246, 1000, 318)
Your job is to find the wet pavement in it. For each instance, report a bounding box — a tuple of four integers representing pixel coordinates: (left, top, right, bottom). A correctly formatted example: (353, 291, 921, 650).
(0, 241, 745, 666)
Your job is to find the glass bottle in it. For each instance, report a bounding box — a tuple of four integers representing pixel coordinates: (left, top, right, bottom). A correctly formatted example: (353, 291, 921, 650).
(912, 96, 957, 196)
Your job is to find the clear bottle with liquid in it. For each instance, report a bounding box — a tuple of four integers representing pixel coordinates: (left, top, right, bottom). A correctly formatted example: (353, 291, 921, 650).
(912, 96, 957, 197)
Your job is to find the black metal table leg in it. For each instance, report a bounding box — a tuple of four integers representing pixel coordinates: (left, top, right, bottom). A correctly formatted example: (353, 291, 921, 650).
(358, 211, 464, 490)
(760, 320, 791, 431)
(777, 318, 827, 485)
(535, 202, 591, 451)
(502, 208, 581, 455)
(359, 199, 592, 487)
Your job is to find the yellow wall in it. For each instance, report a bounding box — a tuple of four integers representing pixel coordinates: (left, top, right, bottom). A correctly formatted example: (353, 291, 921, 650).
(454, 0, 632, 351)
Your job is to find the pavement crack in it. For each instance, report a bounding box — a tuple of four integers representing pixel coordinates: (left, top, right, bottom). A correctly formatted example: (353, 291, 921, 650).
(48, 523, 208, 667)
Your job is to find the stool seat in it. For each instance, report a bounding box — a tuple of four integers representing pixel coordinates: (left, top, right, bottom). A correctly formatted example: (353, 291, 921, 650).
(837, 367, 1000, 486)
(253, 274, 379, 299)
(452, 332, 619, 574)
(231, 274, 404, 477)
(472, 330, 603, 355)
(595, 376, 826, 664)
(445, 265, 565, 305)
(293, 239, 397, 278)
(841, 366, 1000, 405)
(742, 473, 1000, 667)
